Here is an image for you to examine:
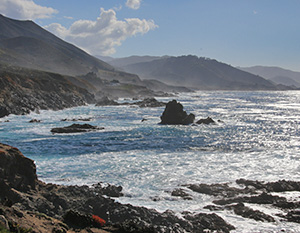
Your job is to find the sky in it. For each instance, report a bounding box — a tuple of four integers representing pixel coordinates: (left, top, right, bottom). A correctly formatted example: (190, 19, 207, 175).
(0, 0, 299, 71)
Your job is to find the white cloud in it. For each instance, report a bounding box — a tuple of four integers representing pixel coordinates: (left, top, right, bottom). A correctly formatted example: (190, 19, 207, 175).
(126, 0, 142, 10)
(45, 8, 158, 56)
(0, 0, 58, 20)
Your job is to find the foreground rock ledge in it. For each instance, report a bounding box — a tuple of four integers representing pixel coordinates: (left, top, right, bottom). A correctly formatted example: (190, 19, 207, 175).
(0, 143, 234, 233)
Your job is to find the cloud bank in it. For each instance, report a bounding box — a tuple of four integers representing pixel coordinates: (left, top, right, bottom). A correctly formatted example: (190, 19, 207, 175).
(0, 0, 58, 20)
(45, 8, 158, 56)
(126, 0, 142, 10)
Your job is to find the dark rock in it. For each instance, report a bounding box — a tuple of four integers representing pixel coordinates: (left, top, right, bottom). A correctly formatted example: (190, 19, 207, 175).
(0, 143, 37, 193)
(236, 178, 300, 192)
(51, 124, 104, 134)
(171, 189, 193, 200)
(29, 119, 41, 123)
(279, 210, 300, 223)
(196, 117, 216, 125)
(213, 192, 288, 206)
(226, 203, 275, 222)
(183, 212, 235, 233)
(0, 106, 9, 118)
(61, 118, 92, 122)
(92, 183, 124, 197)
(160, 100, 195, 125)
(134, 98, 165, 108)
(187, 183, 253, 198)
(95, 96, 119, 106)
(63, 210, 93, 228)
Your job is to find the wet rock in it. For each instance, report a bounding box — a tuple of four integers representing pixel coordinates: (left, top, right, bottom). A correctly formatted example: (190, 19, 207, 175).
(92, 183, 124, 197)
(236, 178, 300, 192)
(171, 189, 193, 200)
(227, 203, 275, 222)
(51, 124, 104, 134)
(95, 96, 119, 106)
(29, 119, 41, 123)
(0, 143, 37, 192)
(187, 183, 253, 198)
(213, 192, 288, 206)
(183, 212, 235, 233)
(61, 118, 92, 122)
(279, 210, 300, 223)
(134, 98, 165, 108)
(196, 117, 216, 125)
(160, 100, 195, 125)
(0, 106, 9, 118)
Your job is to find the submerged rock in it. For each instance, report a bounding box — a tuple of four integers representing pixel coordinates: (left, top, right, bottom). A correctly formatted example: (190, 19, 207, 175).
(160, 100, 195, 125)
(51, 123, 104, 133)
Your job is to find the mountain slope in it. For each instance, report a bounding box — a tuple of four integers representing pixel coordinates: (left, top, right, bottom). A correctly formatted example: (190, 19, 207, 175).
(121, 55, 281, 90)
(239, 66, 300, 87)
(0, 14, 114, 76)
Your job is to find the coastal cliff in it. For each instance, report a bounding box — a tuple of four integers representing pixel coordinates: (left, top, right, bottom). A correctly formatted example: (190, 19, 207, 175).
(0, 64, 95, 118)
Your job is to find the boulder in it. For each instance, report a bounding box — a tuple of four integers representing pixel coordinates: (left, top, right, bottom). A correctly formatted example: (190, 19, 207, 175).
(196, 117, 216, 125)
(51, 124, 104, 134)
(160, 100, 195, 125)
(0, 143, 37, 192)
(95, 96, 119, 106)
(0, 106, 9, 118)
(134, 98, 165, 108)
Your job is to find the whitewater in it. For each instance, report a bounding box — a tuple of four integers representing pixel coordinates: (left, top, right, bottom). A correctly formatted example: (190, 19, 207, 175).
(1, 90, 300, 232)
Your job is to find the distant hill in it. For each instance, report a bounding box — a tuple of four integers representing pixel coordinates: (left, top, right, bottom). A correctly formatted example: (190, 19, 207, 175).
(107, 55, 168, 69)
(239, 66, 300, 88)
(118, 55, 283, 90)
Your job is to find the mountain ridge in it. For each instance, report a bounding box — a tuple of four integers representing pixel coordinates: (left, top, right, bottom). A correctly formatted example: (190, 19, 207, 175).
(239, 66, 300, 87)
(114, 55, 285, 90)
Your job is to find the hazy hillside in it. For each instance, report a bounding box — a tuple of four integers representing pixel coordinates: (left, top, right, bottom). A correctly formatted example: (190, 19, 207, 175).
(107, 55, 167, 69)
(239, 66, 300, 87)
(120, 55, 281, 90)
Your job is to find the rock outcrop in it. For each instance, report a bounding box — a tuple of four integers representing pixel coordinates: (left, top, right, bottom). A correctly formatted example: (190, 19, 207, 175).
(196, 117, 216, 125)
(160, 100, 195, 125)
(51, 124, 104, 134)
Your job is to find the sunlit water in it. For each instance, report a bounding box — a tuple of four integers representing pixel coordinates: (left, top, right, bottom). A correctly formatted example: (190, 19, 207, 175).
(1, 91, 300, 232)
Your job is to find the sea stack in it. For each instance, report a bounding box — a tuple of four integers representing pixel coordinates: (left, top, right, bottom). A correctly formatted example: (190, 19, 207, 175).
(160, 100, 195, 125)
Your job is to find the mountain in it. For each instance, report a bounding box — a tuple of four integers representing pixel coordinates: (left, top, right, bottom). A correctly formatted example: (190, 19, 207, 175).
(0, 14, 140, 82)
(239, 66, 300, 88)
(118, 55, 283, 90)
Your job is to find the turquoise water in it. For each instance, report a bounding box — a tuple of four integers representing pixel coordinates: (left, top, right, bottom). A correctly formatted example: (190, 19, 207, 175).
(1, 91, 300, 232)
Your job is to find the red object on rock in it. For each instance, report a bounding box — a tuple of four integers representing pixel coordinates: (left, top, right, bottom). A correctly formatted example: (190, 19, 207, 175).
(92, 214, 106, 226)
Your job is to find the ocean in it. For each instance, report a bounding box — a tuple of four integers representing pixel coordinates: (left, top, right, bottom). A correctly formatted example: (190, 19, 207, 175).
(1, 90, 300, 232)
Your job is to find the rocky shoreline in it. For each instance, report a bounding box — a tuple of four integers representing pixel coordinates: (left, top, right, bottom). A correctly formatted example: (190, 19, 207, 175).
(1, 143, 300, 232)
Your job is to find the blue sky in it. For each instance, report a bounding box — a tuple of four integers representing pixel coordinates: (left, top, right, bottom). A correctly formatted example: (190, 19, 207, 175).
(0, 0, 299, 71)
